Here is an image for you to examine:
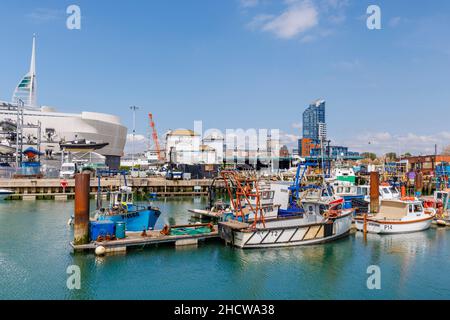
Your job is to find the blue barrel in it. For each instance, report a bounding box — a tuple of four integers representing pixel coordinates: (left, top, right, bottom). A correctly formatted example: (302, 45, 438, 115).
(90, 221, 115, 241)
(344, 200, 353, 209)
(115, 222, 126, 239)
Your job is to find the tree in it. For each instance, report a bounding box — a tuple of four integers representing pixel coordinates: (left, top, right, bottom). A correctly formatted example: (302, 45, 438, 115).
(385, 152, 397, 161)
(401, 152, 412, 158)
(361, 152, 377, 161)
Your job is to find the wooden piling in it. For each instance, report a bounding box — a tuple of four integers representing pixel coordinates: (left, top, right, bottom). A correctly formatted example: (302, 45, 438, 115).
(363, 213, 368, 240)
(370, 172, 380, 214)
(74, 173, 91, 245)
(415, 171, 423, 196)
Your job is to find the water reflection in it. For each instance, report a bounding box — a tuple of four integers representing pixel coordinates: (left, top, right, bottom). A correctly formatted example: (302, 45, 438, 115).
(2, 198, 450, 299)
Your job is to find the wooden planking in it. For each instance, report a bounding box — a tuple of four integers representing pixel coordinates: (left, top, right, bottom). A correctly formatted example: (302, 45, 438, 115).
(219, 221, 250, 230)
(71, 228, 219, 252)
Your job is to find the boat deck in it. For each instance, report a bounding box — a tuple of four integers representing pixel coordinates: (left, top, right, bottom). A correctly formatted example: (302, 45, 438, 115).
(189, 209, 222, 219)
(219, 220, 250, 230)
(71, 227, 219, 253)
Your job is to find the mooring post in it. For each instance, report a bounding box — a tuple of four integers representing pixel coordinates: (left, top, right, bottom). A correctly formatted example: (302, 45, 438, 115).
(415, 171, 423, 197)
(370, 171, 380, 214)
(74, 173, 91, 245)
(363, 212, 368, 241)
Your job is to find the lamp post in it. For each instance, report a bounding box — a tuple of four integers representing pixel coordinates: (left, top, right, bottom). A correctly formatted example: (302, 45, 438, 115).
(130, 106, 139, 170)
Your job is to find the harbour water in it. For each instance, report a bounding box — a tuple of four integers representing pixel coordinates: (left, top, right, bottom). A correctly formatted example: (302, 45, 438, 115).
(1, 197, 450, 300)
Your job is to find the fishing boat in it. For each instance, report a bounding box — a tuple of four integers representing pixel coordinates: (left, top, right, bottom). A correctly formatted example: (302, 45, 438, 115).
(327, 165, 356, 184)
(0, 189, 14, 200)
(92, 170, 161, 232)
(94, 186, 161, 232)
(354, 198, 435, 234)
(218, 171, 353, 249)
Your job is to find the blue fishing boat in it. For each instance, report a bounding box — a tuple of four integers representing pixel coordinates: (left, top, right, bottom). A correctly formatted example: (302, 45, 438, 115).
(94, 170, 161, 232)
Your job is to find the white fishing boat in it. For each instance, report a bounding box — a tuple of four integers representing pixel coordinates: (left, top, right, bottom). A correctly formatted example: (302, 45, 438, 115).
(326, 165, 356, 184)
(219, 197, 353, 249)
(217, 171, 353, 249)
(354, 198, 434, 234)
(0, 189, 14, 200)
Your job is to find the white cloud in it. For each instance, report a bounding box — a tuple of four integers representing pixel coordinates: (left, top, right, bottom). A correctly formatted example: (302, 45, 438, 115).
(332, 59, 362, 71)
(26, 8, 61, 23)
(279, 131, 300, 147)
(243, 0, 350, 41)
(247, 14, 275, 30)
(125, 134, 148, 154)
(343, 131, 450, 156)
(240, 0, 260, 8)
(261, 1, 319, 39)
(389, 16, 402, 27)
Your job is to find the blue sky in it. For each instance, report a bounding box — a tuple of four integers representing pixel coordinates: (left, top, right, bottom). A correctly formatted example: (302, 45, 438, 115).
(0, 0, 449, 155)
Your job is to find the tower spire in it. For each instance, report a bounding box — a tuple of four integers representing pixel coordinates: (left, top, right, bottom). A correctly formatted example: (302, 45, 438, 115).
(12, 34, 38, 107)
(29, 34, 37, 107)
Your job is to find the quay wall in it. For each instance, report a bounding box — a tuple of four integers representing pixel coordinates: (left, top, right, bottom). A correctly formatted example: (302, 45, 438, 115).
(0, 177, 226, 200)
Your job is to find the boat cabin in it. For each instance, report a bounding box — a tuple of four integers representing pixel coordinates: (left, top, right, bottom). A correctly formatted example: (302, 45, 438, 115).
(110, 186, 134, 210)
(379, 185, 400, 200)
(375, 200, 424, 220)
(435, 190, 450, 207)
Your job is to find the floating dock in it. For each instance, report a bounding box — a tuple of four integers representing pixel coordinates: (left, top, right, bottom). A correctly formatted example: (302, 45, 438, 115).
(71, 227, 220, 253)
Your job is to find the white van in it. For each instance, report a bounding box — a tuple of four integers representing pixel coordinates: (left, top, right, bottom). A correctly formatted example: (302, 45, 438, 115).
(60, 163, 77, 179)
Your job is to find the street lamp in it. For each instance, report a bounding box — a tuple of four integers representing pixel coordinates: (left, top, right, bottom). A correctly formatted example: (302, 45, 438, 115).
(130, 106, 139, 170)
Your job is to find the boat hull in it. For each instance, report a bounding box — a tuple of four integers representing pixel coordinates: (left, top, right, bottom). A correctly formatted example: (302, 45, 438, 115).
(0, 144, 15, 155)
(219, 212, 352, 249)
(98, 208, 161, 232)
(354, 216, 433, 234)
(0, 190, 13, 200)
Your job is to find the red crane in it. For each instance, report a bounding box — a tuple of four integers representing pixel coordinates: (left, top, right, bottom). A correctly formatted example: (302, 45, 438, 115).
(148, 113, 163, 161)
